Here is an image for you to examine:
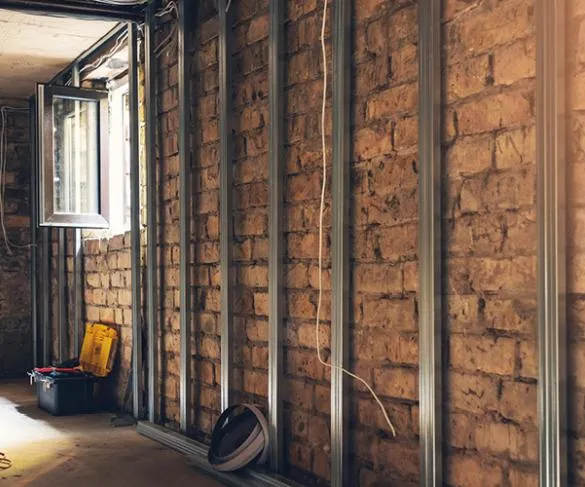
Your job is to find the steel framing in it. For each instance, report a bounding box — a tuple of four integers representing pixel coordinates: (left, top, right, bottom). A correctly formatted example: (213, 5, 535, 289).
(418, 0, 442, 485)
(73, 227, 82, 355)
(41, 227, 51, 365)
(537, 0, 567, 484)
(268, 0, 284, 473)
(219, 0, 233, 413)
(73, 226, 82, 355)
(331, 0, 350, 485)
(36, 87, 51, 366)
(128, 21, 142, 419)
(30, 96, 39, 367)
(58, 228, 67, 362)
(145, 3, 158, 425)
(72, 64, 82, 356)
(178, 0, 192, 433)
(0, 0, 143, 21)
(137, 421, 298, 487)
(48, 24, 129, 88)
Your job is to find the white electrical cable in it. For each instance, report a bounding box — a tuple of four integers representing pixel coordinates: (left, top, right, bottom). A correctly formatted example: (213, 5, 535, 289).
(315, 0, 396, 437)
(155, 0, 177, 18)
(155, 22, 178, 57)
(0, 106, 31, 255)
(80, 29, 129, 74)
(154, 1, 179, 57)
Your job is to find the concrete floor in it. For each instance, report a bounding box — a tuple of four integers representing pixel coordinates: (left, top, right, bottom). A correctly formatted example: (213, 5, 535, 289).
(0, 380, 224, 486)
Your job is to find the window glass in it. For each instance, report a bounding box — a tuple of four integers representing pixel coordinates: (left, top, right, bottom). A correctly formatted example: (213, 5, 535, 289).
(52, 96, 99, 215)
(106, 82, 131, 236)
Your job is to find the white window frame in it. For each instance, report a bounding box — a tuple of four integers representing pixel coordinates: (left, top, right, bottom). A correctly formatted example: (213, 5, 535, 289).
(107, 77, 131, 236)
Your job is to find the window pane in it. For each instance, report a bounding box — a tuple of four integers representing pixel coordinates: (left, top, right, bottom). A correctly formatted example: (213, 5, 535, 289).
(52, 96, 99, 215)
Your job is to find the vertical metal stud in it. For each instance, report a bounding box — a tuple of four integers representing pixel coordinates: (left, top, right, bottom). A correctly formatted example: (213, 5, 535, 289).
(58, 229, 66, 362)
(73, 231, 82, 355)
(268, 0, 284, 473)
(179, 0, 192, 433)
(418, 0, 442, 485)
(145, 3, 158, 425)
(537, 0, 567, 484)
(331, 0, 350, 485)
(72, 64, 82, 357)
(38, 90, 51, 366)
(41, 226, 50, 365)
(219, 0, 233, 413)
(129, 21, 143, 419)
(30, 96, 39, 367)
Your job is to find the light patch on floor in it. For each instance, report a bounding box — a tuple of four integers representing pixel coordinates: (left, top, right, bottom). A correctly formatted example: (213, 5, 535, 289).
(0, 380, 224, 487)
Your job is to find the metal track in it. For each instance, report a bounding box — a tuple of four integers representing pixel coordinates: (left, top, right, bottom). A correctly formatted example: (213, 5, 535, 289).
(330, 0, 350, 484)
(218, 0, 233, 413)
(178, 0, 192, 433)
(0, 0, 143, 21)
(268, 0, 284, 473)
(418, 0, 443, 485)
(537, 0, 567, 484)
(128, 21, 142, 419)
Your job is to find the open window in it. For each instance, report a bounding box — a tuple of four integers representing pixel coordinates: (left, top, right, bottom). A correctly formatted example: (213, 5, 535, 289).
(107, 77, 131, 235)
(37, 83, 110, 228)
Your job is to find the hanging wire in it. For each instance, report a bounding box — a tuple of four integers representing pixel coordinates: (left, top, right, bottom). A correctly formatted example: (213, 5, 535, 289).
(0, 106, 32, 255)
(154, 1, 179, 57)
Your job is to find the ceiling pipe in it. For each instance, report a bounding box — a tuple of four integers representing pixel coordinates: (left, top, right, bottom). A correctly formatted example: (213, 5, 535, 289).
(0, 0, 144, 21)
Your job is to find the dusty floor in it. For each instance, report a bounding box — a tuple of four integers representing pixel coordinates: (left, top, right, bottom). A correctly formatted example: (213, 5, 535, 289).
(0, 380, 224, 486)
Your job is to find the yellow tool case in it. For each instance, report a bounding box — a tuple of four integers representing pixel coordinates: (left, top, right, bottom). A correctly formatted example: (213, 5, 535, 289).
(31, 323, 119, 416)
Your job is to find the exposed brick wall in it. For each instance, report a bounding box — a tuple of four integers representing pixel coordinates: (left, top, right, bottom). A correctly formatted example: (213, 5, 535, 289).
(442, 0, 538, 485)
(156, 13, 182, 428)
(282, 2, 333, 483)
(189, 0, 222, 439)
(0, 101, 32, 378)
(230, 0, 270, 409)
(34, 1, 585, 484)
(82, 233, 134, 407)
(349, 1, 420, 485)
(45, 68, 147, 411)
(568, 0, 585, 484)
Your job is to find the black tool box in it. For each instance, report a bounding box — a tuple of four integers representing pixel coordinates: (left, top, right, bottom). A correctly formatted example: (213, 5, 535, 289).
(31, 369, 96, 416)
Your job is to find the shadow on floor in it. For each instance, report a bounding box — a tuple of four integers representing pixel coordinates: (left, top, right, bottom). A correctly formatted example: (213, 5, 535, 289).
(0, 380, 224, 486)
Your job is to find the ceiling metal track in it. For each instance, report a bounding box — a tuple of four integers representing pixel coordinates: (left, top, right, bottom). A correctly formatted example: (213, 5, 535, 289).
(0, 0, 144, 21)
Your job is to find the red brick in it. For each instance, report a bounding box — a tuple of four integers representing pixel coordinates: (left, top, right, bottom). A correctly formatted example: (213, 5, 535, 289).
(365, 83, 418, 120)
(449, 335, 516, 376)
(362, 296, 416, 331)
(508, 467, 538, 487)
(499, 380, 537, 426)
(447, 135, 493, 177)
(446, 55, 490, 102)
(286, 379, 314, 410)
(354, 263, 402, 294)
(353, 126, 392, 160)
(449, 372, 499, 414)
(494, 37, 536, 86)
(374, 367, 417, 400)
(447, 454, 504, 487)
(456, 89, 533, 135)
(446, 0, 533, 59)
(474, 420, 537, 462)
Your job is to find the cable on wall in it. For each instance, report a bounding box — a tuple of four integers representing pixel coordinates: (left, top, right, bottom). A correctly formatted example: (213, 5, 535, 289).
(0, 106, 31, 255)
(154, 1, 178, 57)
(80, 28, 130, 74)
(75, 1, 177, 80)
(315, 0, 396, 437)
